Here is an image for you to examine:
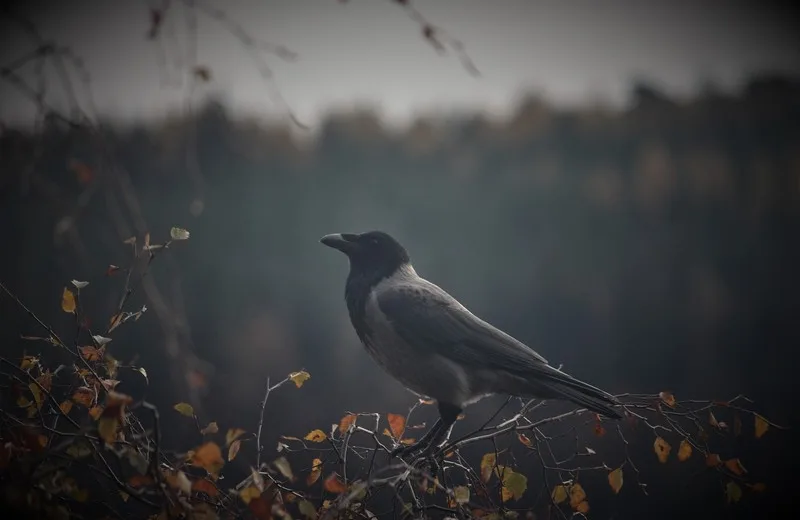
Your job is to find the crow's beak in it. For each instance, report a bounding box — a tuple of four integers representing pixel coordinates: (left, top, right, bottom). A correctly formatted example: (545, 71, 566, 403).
(320, 233, 360, 254)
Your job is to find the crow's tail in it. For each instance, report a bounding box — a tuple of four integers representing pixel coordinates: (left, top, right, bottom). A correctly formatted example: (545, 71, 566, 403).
(519, 365, 623, 419)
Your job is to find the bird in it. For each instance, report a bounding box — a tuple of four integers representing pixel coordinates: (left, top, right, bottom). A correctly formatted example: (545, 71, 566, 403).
(321, 230, 622, 457)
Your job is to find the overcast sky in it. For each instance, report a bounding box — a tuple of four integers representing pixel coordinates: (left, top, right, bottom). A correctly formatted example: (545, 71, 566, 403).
(1, 0, 799, 130)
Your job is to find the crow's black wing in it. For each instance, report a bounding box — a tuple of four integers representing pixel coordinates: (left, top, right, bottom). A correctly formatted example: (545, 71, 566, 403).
(375, 280, 549, 371)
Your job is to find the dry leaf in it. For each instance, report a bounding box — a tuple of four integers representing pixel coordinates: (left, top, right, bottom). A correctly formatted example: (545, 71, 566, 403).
(338, 414, 357, 434)
(289, 371, 311, 388)
(170, 227, 190, 240)
(273, 456, 294, 481)
(517, 433, 532, 447)
(191, 442, 225, 477)
(72, 387, 95, 407)
(61, 288, 76, 313)
(453, 485, 470, 504)
(706, 453, 722, 467)
(726, 481, 742, 503)
(754, 414, 769, 439)
(59, 400, 73, 415)
(192, 478, 219, 497)
(306, 458, 323, 486)
(80, 345, 105, 361)
(608, 467, 623, 494)
(173, 402, 194, 417)
(659, 391, 676, 408)
(677, 439, 692, 462)
(569, 483, 587, 509)
(724, 458, 747, 476)
(653, 436, 671, 463)
(200, 422, 219, 435)
(239, 485, 261, 505)
(226, 428, 246, 446)
(228, 440, 241, 462)
(387, 413, 406, 440)
(323, 473, 347, 494)
(304, 429, 327, 443)
(575, 500, 590, 514)
(551, 485, 568, 504)
(480, 453, 496, 483)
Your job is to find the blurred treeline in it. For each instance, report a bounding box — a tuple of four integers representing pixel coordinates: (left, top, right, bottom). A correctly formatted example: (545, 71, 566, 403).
(1, 73, 799, 452)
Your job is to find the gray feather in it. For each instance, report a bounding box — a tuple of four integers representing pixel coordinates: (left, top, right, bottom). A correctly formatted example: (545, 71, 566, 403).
(376, 277, 622, 418)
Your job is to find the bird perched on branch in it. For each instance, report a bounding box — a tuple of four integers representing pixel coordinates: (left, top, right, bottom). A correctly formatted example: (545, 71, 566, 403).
(321, 230, 622, 457)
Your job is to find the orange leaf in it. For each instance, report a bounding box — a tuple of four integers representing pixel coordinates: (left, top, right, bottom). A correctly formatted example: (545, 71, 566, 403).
(517, 433, 532, 447)
(754, 414, 769, 439)
(80, 345, 105, 361)
(306, 458, 323, 486)
(594, 421, 606, 437)
(89, 406, 104, 420)
(192, 478, 219, 497)
(323, 473, 347, 494)
(608, 467, 623, 494)
(59, 400, 73, 415)
(304, 429, 327, 443)
(677, 439, 692, 462)
(192, 442, 225, 477)
(706, 453, 722, 467)
(387, 413, 406, 440)
(338, 414, 357, 434)
(653, 436, 671, 463)
(568, 483, 587, 509)
(658, 391, 676, 408)
(575, 500, 590, 514)
(724, 458, 747, 476)
(228, 440, 241, 462)
(61, 287, 76, 314)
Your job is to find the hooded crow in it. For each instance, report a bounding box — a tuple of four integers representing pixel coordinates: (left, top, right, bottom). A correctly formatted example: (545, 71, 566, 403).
(321, 230, 622, 456)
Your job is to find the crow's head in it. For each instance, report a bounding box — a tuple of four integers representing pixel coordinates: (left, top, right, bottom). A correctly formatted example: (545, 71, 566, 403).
(321, 230, 410, 278)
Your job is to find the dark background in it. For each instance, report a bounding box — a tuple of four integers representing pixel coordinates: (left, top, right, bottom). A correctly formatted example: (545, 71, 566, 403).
(1, 1, 799, 518)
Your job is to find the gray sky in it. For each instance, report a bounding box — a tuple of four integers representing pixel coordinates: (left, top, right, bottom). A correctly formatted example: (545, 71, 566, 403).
(1, 0, 799, 130)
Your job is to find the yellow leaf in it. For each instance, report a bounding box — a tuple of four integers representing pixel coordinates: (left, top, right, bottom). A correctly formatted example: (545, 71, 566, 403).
(724, 458, 747, 476)
(228, 440, 241, 461)
(226, 428, 246, 446)
(338, 414, 357, 434)
(387, 413, 406, 440)
(569, 482, 587, 509)
(89, 406, 104, 420)
(29, 383, 43, 409)
(61, 287, 76, 313)
(20, 355, 38, 371)
(239, 485, 261, 505)
(496, 465, 527, 502)
(677, 439, 692, 462)
(98, 417, 119, 444)
(551, 485, 568, 504)
(200, 422, 219, 435)
(306, 458, 323, 486)
(726, 481, 742, 503)
(653, 436, 671, 463)
(501, 486, 513, 503)
(575, 500, 590, 514)
(119, 490, 129, 502)
(298, 499, 317, 520)
(191, 442, 225, 477)
(480, 453, 496, 483)
(453, 485, 470, 504)
(173, 402, 194, 417)
(754, 414, 769, 439)
(658, 391, 676, 408)
(608, 467, 623, 494)
(304, 429, 327, 443)
(289, 370, 311, 388)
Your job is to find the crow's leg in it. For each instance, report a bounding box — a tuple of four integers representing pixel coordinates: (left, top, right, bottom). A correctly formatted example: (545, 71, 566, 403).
(391, 418, 443, 457)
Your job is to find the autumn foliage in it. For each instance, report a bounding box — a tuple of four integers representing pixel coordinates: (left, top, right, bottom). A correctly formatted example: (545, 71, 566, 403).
(0, 231, 785, 518)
